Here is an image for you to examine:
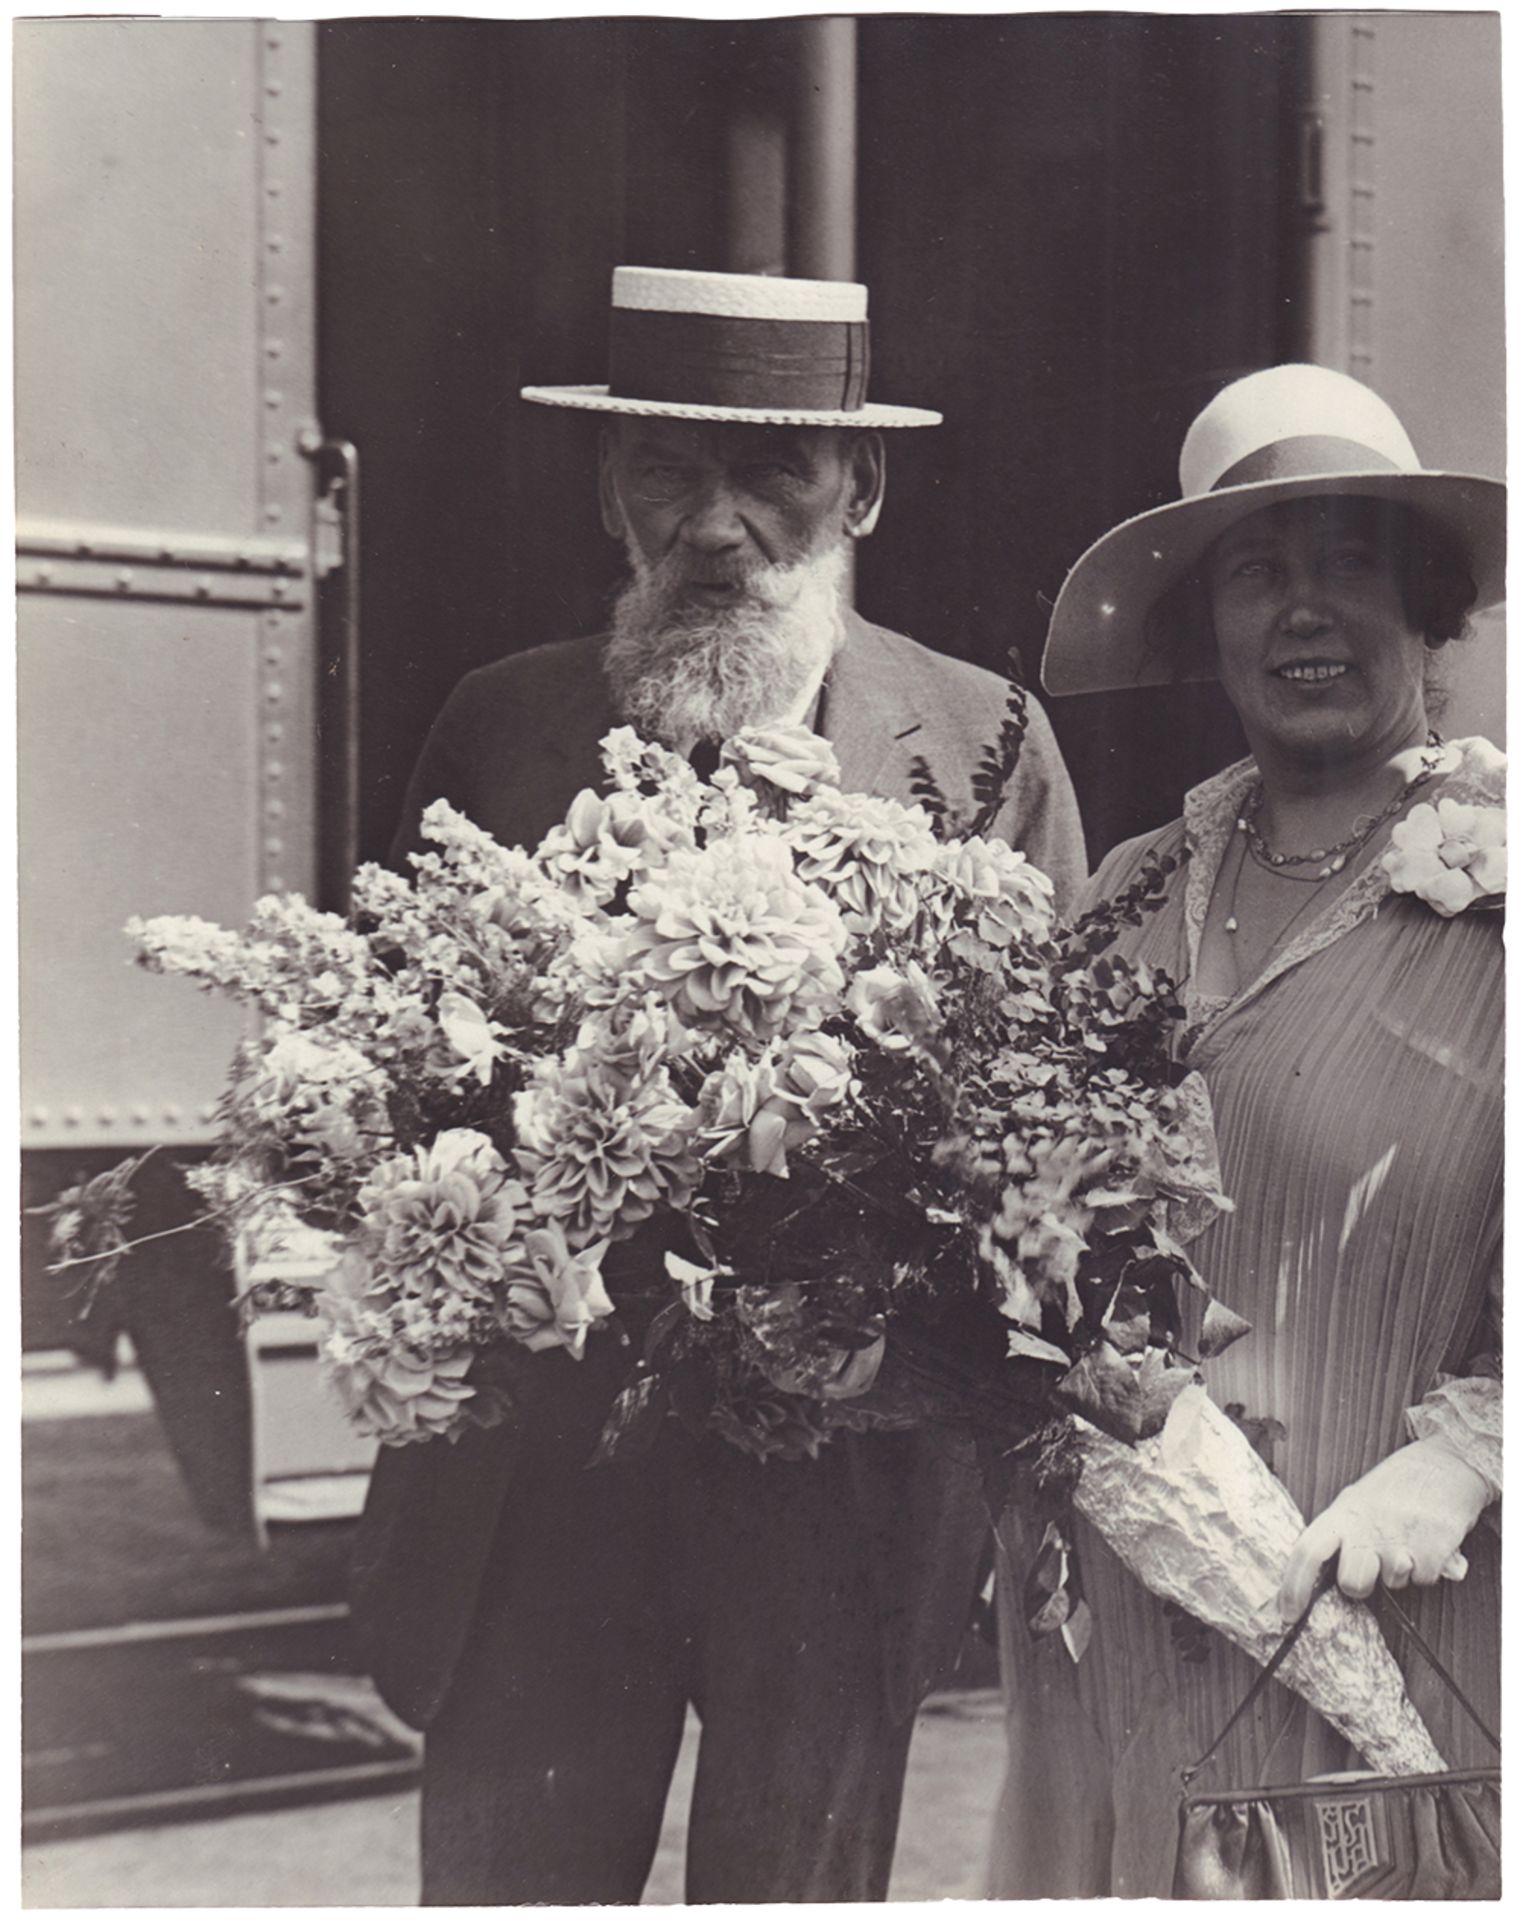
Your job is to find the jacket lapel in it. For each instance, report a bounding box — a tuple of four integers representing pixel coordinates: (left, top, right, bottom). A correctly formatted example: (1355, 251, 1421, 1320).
(824, 610, 923, 803)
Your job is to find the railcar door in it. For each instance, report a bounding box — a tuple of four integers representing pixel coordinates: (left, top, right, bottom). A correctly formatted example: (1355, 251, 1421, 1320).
(17, 17, 323, 1171)
(16, 16, 370, 1567)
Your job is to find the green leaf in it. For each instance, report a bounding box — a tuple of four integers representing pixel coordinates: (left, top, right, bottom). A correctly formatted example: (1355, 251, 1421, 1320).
(1198, 1296, 1253, 1358)
(1056, 1341, 1198, 1443)
(1005, 1325, 1071, 1367)
(586, 1372, 668, 1468)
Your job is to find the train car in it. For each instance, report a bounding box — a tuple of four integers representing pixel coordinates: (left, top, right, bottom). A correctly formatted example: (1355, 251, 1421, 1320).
(17, 10, 1503, 1848)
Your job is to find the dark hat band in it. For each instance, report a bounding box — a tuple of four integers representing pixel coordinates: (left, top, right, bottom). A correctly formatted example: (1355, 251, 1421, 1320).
(1212, 435, 1404, 490)
(609, 305, 870, 412)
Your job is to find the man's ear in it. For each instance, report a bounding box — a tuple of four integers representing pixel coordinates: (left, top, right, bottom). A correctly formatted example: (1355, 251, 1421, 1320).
(598, 426, 626, 540)
(844, 430, 886, 540)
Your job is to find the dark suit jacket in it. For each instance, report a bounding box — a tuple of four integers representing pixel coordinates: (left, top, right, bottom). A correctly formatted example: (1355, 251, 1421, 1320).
(352, 611, 1087, 1728)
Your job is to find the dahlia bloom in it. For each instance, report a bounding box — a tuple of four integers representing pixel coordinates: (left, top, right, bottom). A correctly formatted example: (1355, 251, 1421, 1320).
(500, 1220, 615, 1359)
(624, 836, 847, 1043)
(316, 1250, 479, 1443)
(785, 788, 941, 935)
(933, 833, 1057, 956)
(358, 1129, 526, 1305)
(575, 994, 701, 1083)
(1384, 798, 1506, 914)
(513, 1062, 701, 1243)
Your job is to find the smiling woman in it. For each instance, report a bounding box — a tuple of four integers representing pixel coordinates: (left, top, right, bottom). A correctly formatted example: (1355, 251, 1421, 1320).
(1142, 498, 1479, 698)
(991, 364, 1505, 1896)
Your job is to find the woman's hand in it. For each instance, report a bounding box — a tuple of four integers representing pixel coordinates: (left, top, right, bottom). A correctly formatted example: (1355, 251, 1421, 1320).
(1278, 1438, 1490, 1622)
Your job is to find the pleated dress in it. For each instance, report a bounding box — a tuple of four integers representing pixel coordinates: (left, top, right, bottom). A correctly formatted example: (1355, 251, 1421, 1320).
(989, 737, 1503, 1898)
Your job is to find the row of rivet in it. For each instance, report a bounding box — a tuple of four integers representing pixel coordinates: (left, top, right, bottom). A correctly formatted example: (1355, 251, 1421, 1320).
(21, 533, 301, 569)
(22, 563, 299, 605)
(1346, 23, 1377, 379)
(30, 1104, 220, 1129)
(259, 24, 291, 896)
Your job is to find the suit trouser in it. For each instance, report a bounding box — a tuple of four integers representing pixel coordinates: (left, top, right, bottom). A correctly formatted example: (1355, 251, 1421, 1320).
(419, 1411, 983, 1904)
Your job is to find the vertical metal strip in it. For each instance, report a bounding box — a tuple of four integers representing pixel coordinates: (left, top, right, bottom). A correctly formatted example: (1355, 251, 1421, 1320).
(257, 20, 294, 899)
(1346, 23, 1377, 381)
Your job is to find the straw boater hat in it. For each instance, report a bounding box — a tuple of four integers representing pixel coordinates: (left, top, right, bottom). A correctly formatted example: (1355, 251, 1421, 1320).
(1042, 363, 1506, 696)
(521, 265, 941, 428)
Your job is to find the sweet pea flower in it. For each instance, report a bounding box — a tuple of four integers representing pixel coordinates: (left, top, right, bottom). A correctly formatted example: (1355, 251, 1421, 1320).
(698, 1054, 794, 1174)
(536, 787, 653, 905)
(774, 1028, 854, 1114)
(436, 990, 508, 1086)
(749, 1029, 856, 1174)
(501, 1221, 615, 1359)
(848, 961, 943, 1056)
(722, 726, 842, 801)
(1384, 799, 1506, 915)
(666, 1251, 729, 1320)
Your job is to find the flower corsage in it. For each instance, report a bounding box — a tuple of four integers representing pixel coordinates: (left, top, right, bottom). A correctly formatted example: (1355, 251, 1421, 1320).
(1382, 797, 1505, 915)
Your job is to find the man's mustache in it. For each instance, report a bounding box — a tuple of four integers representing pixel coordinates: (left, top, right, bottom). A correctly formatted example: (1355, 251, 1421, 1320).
(633, 551, 806, 608)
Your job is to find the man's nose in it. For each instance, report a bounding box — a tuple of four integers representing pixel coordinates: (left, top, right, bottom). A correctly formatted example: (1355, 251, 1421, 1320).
(680, 479, 748, 551)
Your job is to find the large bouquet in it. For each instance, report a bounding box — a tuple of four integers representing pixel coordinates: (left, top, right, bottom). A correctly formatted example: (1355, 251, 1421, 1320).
(58, 706, 1223, 1453)
(44, 697, 1441, 1772)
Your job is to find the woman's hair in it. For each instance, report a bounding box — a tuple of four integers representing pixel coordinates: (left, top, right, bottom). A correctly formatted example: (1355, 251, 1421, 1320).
(1141, 496, 1480, 682)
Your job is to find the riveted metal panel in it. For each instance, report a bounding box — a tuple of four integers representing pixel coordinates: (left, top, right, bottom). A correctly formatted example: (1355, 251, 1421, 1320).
(1302, 14, 1505, 746)
(16, 19, 321, 1148)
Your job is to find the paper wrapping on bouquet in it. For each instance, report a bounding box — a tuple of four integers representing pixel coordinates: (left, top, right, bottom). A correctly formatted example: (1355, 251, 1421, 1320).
(1067, 1385, 1444, 1776)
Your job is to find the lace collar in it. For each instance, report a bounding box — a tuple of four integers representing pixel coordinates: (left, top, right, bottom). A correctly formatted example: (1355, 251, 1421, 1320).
(1175, 735, 1505, 1049)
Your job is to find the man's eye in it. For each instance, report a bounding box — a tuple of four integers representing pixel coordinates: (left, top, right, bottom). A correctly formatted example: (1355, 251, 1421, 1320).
(740, 464, 796, 485)
(632, 465, 694, 502)
(1231, 557, 1275, 579)
(1329, 546, 1374, 572)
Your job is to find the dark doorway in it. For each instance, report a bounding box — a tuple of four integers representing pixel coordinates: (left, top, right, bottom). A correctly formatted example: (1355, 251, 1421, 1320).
(317, 16, 1306, 866)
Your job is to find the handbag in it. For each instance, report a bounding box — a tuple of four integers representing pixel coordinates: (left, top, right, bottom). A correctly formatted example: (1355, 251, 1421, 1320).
(1174, 1572, 1500, 1899)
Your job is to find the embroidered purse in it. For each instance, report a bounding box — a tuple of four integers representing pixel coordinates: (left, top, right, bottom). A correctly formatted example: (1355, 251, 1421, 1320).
(1174, 1581, 1500, 1899)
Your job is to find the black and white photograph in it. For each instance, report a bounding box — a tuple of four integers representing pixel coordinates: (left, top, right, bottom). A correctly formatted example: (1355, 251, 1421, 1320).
(15, 5, 1504, 1905)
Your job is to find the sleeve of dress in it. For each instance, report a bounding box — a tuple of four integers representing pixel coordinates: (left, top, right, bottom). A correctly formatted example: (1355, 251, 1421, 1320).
(1404, 1250, 1502, 1507)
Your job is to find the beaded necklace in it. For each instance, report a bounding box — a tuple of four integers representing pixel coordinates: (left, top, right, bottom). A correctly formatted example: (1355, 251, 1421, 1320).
(1239, 730, 1444, 882)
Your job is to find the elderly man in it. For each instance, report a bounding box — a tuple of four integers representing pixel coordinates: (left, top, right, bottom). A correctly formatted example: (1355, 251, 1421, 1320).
(351, 266, 1085, 1905)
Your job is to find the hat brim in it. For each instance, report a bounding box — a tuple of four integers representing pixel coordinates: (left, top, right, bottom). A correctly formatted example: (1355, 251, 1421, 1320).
(1041, 469, 1507, 696)
(521, 384, 941, 429)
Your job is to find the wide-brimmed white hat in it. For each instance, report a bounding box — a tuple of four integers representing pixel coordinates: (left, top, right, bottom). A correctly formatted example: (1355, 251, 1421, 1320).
(521, 265, 941, 428)
(1042, 363, 1506, 696)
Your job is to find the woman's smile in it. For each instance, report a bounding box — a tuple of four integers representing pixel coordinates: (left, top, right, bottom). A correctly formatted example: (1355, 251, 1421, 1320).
(1206, 499, 1430, 772)
(1272, 658, 1352, 684)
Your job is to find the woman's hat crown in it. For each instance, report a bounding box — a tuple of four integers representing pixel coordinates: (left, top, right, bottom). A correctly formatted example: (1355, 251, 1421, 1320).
(1180, 364, 1422, 497)
(1040, 361, 1504, 697)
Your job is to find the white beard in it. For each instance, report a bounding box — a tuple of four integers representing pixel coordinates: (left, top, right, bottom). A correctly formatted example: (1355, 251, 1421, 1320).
(604, 542, 847, 746)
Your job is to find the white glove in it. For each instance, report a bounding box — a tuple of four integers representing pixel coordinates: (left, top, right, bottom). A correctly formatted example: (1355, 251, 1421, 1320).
(1278, 1438, 1489, 1622)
